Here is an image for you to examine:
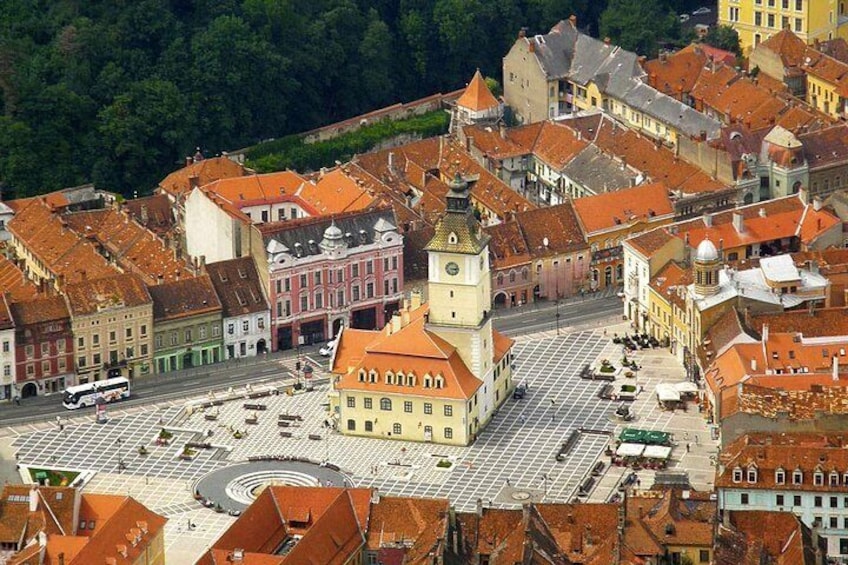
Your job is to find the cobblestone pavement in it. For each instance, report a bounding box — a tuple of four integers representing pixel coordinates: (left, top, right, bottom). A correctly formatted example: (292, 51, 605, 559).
(7, 327, 716, 562)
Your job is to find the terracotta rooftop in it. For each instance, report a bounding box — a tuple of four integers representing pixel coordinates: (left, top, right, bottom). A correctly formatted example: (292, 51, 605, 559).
(297, 167, 382, 216)
(803, 51, 848, 96)
(7, 198, 117, 285)
(0, 486, 76, 548)
(573, 182, 674, 234)
(717, 433, 848, 492)
(624, 489, 715, 557)
(531, 121, 588, 170)
(484, 220, 532, 271)
(64, 273, 152, 317)
(9, 295, 69, 327)
(716, 510, 817, 565)
(148, 275, 222, 322)
(365, 495, 449, 563)
(158, 155, 247, 199)
(758, 29, 811, 71)
(748, 306, 848, 338)
(122, 193, 176, 237)
(205, 257, 269, 318)
(0, 255, 38, 301)
(332, 304, 491, 401)
(514, 201, 588, 259)
(455, 69, 499, 112)
(62, 207, 193, 285)
(643, 44, 708, 98)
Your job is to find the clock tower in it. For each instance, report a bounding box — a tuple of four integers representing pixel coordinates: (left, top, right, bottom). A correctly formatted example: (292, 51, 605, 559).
(425, 173, 493, 383)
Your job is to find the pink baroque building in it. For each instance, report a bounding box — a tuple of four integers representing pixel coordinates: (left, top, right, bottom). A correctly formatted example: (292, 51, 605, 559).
(262, 207, 404, 351)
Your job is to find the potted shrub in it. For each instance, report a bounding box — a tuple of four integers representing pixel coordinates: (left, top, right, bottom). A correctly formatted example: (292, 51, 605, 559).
(138, 445, 149, 456)
(180, 446, 198, 460)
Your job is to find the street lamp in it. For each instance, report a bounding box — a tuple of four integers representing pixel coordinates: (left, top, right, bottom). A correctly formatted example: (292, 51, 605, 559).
(540, 473, 549, 501)
(555, 298, 561, 336)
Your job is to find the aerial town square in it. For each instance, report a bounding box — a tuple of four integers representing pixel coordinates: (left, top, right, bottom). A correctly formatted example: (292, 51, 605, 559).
(6, 1, 848, 564)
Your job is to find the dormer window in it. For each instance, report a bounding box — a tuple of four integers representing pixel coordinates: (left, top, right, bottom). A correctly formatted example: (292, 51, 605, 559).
(407, 373, 416, 387)
(358, 369, 366, 382)
(448, 232, 458, 245)
(814, 471, 824, 486)
(396, 371, 405, 385)
(423, 375, 432, 388)
(747, 466, 758, 483)
(434, 375, 444, 389)
(369, 370, 377, 384)
(775, 469, 785, 485)
(793, 470, 803, 485)
(385, 371, 394, 385)
(732, 467, 743, 483)
(830, 472, 840, 486)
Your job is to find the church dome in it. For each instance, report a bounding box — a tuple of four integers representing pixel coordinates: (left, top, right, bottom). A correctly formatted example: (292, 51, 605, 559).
(695, 238, 719, 262)
(320, 221, 345, 251)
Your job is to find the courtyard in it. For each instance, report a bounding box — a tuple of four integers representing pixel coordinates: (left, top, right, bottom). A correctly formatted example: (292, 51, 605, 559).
(6, 327, 717, 563)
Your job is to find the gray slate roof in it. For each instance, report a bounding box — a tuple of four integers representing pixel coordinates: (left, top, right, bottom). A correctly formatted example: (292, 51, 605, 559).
(530, 21, 579, 79)
(562, 145, 637, 193)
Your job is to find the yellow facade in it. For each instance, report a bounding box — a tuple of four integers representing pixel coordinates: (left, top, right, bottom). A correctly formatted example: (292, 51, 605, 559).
(73, 304, 154, 384)
(719, 0, 843, 56)
(648, 285, 674, 344)
(806, 73, 844, 118)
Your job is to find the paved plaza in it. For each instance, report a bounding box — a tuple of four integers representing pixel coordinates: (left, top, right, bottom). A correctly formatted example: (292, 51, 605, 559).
(6, 327, 718, 563)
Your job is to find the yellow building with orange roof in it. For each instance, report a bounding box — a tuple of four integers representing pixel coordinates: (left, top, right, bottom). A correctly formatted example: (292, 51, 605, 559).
(330, 174, 514, 445)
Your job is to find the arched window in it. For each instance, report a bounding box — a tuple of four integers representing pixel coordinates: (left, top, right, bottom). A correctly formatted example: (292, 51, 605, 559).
(615, 264, 623, 282)
(380, 398, 392, 411)
(509, 271, 516, 283)
(448, 232, 458, 244)
(522, 268, 528, 281)
(497, 273, 504, 286)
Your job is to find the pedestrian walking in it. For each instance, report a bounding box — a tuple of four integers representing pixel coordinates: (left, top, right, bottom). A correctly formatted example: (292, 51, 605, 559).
(506, 478, 510, 487)
(686, 443, 690, 452)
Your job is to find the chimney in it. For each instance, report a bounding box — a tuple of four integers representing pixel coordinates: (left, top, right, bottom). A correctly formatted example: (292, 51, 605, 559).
(388, 152, 395, 171)
(569, 14, 577, 28)
(465, 135, 473, 152)
(528, 41, 535, 53)
(732, 212, 744, 233)
(834, 355, 839, 381)
(750, 358, 757, 372)
(231, 549, 245, 563)
(391, 312, 402, 334)
(411, 289, 422, 310)
(401, 309, 410, 327)
(813, 197, 823, 211)
(758, 207, 766, 218)
(185, 156, 192, 168)
(58, 553, 65, 565)
(518, 27, 527, 39)
(660, 51, 668, 63)
(702, 213, 713, 227)
(188, 175, 200, 191)
(371, 487, 380, 504)
(140, 205, 149, 224)
(499, 122, 507, 139)
(476, 498, 483, 517)
(29, 487, 38, 512)
(157, 273, 164, 285)
(199, 255, 206, 273)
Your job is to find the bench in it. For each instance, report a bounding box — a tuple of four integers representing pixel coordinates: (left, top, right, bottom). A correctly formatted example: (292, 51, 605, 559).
(245, 417, 259, 425)
(308, 434, 322, 441)
(591, 461, 606, 477)
(278, 414, 303, 421)
(244, 403, 267, 411)
(278, 421, 291, 428)
(280, 432, 293, 438)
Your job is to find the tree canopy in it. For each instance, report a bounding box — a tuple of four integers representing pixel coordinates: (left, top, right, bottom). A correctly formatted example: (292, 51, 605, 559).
(0, 0, 688, 198)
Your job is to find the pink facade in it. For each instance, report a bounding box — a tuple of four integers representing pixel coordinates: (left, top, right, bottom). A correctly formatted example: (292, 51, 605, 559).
(264, 209, 404, 351)
(534, 252, 591, 300)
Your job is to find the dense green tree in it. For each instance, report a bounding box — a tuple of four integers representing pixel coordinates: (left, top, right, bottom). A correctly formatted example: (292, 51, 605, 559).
(599, 0, 679, 57)
(704, 24, 742, 57)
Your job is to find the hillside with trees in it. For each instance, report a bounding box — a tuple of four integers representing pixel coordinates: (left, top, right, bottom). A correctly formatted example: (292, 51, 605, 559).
(0, 0, 707, 198)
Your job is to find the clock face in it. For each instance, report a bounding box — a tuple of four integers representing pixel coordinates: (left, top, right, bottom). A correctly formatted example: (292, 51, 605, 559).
(445, 261, 460, 276)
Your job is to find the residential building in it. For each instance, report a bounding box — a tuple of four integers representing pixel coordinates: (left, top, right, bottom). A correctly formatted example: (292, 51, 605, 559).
(573, 182, 676, 291)
(0, 295, 14, 402)
(197, 486, 448, 565)
(123, 193, 178, 238)
(485, 221, 533, 309)
(449, 69, 503, 134)
(330, 174, 514, 445)
(264, 207, 402, 351)
(206, 257, 270, 359)
(64, 274, 153, 383)
(715, 510, 824, 565)
(718, 0, 848, 56)
(148, 276, 223, 373)
(717, 432, 848, 560)
(623, 194, 841, 333)
(802, 50, 848, 119)
(503, 19, 721, 146)
(749, 28, 811, 95)
(8, 296, 74, 399)
(647, 260, 690, 352)
(1, 485, 167, 565)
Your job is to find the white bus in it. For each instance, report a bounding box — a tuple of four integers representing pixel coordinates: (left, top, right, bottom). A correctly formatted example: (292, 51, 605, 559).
(62, 377, 131, 410)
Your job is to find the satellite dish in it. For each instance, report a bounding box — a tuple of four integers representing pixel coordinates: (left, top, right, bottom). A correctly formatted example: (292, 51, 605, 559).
(543, 237, 549, 247)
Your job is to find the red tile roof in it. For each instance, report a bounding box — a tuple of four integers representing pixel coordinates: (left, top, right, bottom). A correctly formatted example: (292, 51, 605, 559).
(572, 182, 674, 234)
(485, 220, 532, 270)
(365, 495, 449, 563)
(148, 275, 222, 322)
(514, 201, 588, 258)
(456, 70, 499, 112)
(159, 156, 248, 199)
(0, 256, 38, 301)
(9, 295, 69, 327)
(64, 273, 152, 317)
(644, 44, 708, 99)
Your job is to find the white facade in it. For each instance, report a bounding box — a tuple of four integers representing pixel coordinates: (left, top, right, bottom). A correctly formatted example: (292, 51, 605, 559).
(0, 327, 15, 400)
(240, 201, 310, 225)
(223, 311, 271, 359)
(185, 187, 244, 263)
(622, 241, 652, 331)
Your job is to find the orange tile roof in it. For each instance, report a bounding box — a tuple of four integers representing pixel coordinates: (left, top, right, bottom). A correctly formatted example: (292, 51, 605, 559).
(0, 255, 38, 301)
(626, 227, 676, 258)
(202, 170, 310, 207)
(536, 503, 620, 565)
(7, 198, 117, 285)
(644, 44, 708, 98)
(748, 306, 848, 338)
(332, 304, 485, 400)
(759, 29, 811, 70)
(64, 273, 151, 317)
(462, 125, 530, 160)
(717, 433, 848, 492)
(626, 490, 714, 551)
(0, 486, 76, 547)
(532, 121, 588, 170)
(159, 156, 247, 199)
(718, 511, 813, 565)
(514, 202, 587, 258)
(297, 167, 381, 215)
(455, 69, 499, 112)
(803, 52, 848, 96)
(484, 220, 532, 270)
(365, 495, 449, 562)
(573, 182, 674, 234)
(62, 208, 193, 285)
(9, 295, 69, 327)
(456, 508, 525, 563)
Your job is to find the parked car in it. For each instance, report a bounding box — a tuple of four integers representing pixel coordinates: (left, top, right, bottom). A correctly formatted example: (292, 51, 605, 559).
(692, 7, 711, 15)
(513, 383, 527, 399)
(319, 339, 338, 357)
